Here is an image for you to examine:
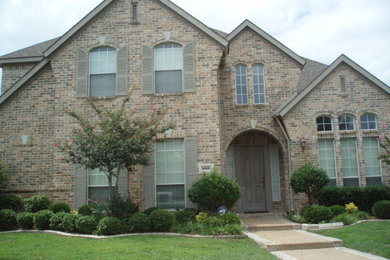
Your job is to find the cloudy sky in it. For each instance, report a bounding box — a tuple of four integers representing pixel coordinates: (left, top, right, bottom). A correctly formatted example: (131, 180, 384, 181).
(0, 0, 389, 91)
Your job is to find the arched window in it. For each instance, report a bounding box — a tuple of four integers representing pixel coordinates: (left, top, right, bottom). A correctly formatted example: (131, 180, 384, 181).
(316, 116, 332, 132)
(89, 47, 117, 97)
(338, 115, 355, 131)
(154, 43, 183, 93)
(253, 64, 266, 104)
(361, 113, 377, 130)
(235, 64, 248, 105)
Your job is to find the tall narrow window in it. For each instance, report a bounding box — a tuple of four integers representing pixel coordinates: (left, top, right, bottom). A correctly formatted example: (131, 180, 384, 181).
(316, 116, 332, 132)
(340, 76, 346, 92)
(88, 169, 116, 201)
(131, 1, 138, 22)
(154, 43, 183, 94)
(339, 115, 355, 131)
(89, 47, 117, 97)
(363, 137, 382, 186)
(270, 144, 281, 201)
(253, 64, 265, 104)
(235, 65, 248, 105)
(361, 113, 377, 130)
(156, 139, 185, 209)
(318, 139, 337, 186)
(340, 138, 359, 187)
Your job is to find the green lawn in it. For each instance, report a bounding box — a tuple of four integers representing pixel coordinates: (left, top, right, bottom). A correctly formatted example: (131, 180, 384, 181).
(0, 233, 277, 260)
(312, 221, 390, 259)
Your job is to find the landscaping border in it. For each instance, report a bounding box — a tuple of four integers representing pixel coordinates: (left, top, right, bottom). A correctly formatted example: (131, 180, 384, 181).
(302, 219, 390, 230)
(0, 229, 247, 240)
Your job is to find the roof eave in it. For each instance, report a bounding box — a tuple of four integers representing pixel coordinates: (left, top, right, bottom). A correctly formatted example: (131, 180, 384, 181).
(0, 56, 44, 66)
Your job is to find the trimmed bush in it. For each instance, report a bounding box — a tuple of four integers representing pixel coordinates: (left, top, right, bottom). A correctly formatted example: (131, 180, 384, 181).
(17, 212, 35, 229)
(203, 217, 225, 228)
(195, 212, 209, 223)
(0, 194, 24, 212)
(301, 205, 332, 224)
(218, 213, 241, 225)
(354, 211, 370, 220)
(0, 209, 18, 231)
(329, 205, 346, 217)
(96, 217, 122, 235)
(149, 208, 175, 232)
(175, 208, 197, 224)
(372, 200, 390, 219)
(125, 212, 150, 233)
(49, 203, 71, 213)
(207, 224, 243, 236)
(75, 215, 98, 234)
(107, 192, 138, 219)
(34, 210, 54, 230)
(78, 205, 93, 216)
(63, 214, 77, 233)
(25, 194, 50, 213)
(50, 212, 69, 231)
(188, 170, 241, 210)
(143, 207, 160, 216)
(332, 213, 358, 225)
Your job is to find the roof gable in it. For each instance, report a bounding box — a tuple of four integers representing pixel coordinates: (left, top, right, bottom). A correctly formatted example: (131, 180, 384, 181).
(274, 54, 390, 117)
(227, 20, 305, 66)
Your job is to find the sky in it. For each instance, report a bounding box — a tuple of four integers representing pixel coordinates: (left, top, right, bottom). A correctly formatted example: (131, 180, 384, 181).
(0, 0, 389, 92)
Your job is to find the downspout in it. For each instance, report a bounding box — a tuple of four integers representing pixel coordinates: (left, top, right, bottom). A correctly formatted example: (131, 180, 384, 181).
(275, 115, 294, 212)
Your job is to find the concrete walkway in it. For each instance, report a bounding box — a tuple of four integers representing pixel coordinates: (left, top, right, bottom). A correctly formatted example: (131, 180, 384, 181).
(241, 214, 387, 260)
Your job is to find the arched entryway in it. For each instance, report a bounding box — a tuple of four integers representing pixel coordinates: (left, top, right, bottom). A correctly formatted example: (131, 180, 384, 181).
(226, 130, 282, 213)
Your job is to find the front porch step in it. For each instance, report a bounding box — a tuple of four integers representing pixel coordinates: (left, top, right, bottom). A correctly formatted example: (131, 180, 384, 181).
(247, 230, 343, 251)
(241, 215, 301, 231)
(247, 223, 302, 231)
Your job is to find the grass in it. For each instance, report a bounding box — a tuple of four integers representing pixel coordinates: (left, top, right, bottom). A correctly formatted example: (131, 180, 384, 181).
(312, 221, 390, 259)
(0, 233, 278, 260)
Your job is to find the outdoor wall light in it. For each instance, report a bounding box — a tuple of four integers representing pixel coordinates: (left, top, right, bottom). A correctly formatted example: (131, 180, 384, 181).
(21, 135, 30, 145)
(300, 138, 306, 151)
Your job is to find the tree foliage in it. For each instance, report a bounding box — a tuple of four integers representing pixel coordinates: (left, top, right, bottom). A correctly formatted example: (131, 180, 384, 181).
(0, 160, 8, 192)
(379, 136, 390, 165)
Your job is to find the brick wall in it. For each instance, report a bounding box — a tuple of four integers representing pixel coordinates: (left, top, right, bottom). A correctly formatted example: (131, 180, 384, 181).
(1, 63, 35, 94)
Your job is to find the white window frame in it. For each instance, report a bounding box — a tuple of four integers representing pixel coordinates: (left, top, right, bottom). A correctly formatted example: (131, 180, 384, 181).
(360, 113, 377, 130)
(235, 64, 248, 105)
(338, 115, 355, 131)
(316, 116, 333, 132)
(340, 138, 360, 186)
(318, 139, 338, 186)
(252, 64, 266, 105)
(89, 47, 117, 97)
(362, 137, 383, 183)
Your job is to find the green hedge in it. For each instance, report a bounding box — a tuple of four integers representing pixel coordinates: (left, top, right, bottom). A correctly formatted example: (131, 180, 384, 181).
(317, 185, 390, 213)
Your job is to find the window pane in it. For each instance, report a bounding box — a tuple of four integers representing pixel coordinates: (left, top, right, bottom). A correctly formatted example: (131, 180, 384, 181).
(366, 177, 382, 186)
(155, 71, 182, 93)
(90, 74, 116, 97)
(363, 138, 381, 177)
(317, 116, 332, 132)
(90, 48, 116, 74)
(88, 187, 110, 201)
(156, 185, 185, 209)
(339, 115, 355, 131)
(235, 65, 248, 105)
(340, 139, 359, 181)
(253, 64, 265, 104)
(154, 43, 182, 71)
(361, 114, 377, 130)
(343, 178, 359, 187)
(318, 140, 337, 179)
(156, 139, 184, 186)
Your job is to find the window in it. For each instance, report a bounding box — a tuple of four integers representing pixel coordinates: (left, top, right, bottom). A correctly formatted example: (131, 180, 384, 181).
(316, 116, 332, 132)
(156, 139, 185, 209)
(253, 64, 266, 104)
(339, 115, 355, 131)
(361, 113, 377, 130)
(340, 138, 359, 186)
(89, 47, 117, 97)
(154, 43, 183, 94)
(235, 65, 248, 105)
(131, 1, 138, 22)
(88, 169, 116, 201)
(340, 76, 346, 92)
(318, 140, 337, 186)
(363, 138, 382, 186)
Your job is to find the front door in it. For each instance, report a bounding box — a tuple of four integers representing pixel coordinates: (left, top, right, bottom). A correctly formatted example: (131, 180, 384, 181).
(235, 146, 267, 212)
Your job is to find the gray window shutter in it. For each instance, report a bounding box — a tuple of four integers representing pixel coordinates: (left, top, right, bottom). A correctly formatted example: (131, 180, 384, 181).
(142, 45, 154, 94)
(74, 165, 87, 210)
(117, 169, 129, 197)
(116, 47, 129, 96)
(185, 138, 198, 208)
(76, 49, 88, 97)
(183, 43, 195, 93)
(143, 144, 155, 209)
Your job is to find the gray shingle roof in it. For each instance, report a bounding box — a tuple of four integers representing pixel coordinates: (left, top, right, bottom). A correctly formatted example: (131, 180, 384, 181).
(297, 58, 328, 93)
(0, 37, 59, 60)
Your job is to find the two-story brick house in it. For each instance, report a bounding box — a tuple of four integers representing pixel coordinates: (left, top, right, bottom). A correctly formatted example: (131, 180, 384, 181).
(0, 0, 389, 213)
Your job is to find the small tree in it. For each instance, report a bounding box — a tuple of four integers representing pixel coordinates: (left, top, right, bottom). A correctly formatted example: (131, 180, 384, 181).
(379, 136, 390, 165)
(290, 163, 329, 205)
(0, 160, 8, 193)
(60, 97, 173, 201)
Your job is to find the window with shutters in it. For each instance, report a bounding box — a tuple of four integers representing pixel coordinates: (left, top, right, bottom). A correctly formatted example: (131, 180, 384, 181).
(317, 116, 333, 132)
(154, 43, 183, 94)
(253, 64, 266, 104)
(89, 47, 117, 97)
(155, 139, 185, 209)
(235, 65, 248, 105)
(318, 139, 337, 187)
(340, 138, 360, 186)
(339, 115, 355, 131)
(88, 169, 116, 201)
(363, 137, 382, 186)
(361, 113, 377, 130)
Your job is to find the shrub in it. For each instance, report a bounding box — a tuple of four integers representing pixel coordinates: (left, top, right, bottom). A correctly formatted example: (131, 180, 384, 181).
(301, 205, 332, 224)
(63, 214, 77, 233)
(354, 211, 370, 220)
(75, 215, 98, 234)
(25, 194, 50, 213)
(290, 163, 329, 204)
(0, 194, 24, 212)
(49, 203, 71, 213)
(218, 213, 241, 225)
(188, 170, 241, 210)
(0, 209, 18, 231)
(125, 212, 151, 233)
(195, 212, 209, 223)
(174, 208, 197, 224)
(17, 212, 35, 229)
(172, 222, 203, 234)
(372, 200, 390, 219)
(78, 204, 93, 216)
(203, 217, 225, 228)
(290, 214, 306, 224)
(96, 216, 122, 235)
(345, 202, 358, 213)
(332, 213, 358, 225)
(50, 212, 69, 231)
(207, 224, 243, 236)
(34, 210, 54, 230)
(149, 208, 175, 232)
(0, 160, 8, 191)
(144, 207, 161, 216)
(329, 205, 346, 217)
(107, 192, 138, 219)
